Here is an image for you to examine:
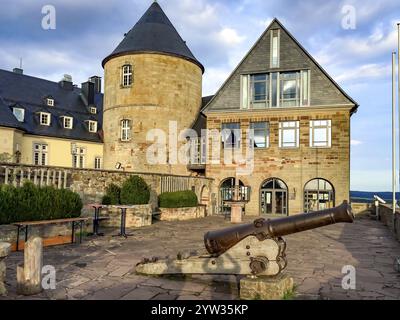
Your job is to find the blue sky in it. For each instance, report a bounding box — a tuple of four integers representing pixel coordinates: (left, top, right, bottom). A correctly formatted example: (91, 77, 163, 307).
(0, 0, 399, 191)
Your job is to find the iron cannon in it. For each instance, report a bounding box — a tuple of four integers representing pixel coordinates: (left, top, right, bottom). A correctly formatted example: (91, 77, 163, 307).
(136, 201, 354, 277)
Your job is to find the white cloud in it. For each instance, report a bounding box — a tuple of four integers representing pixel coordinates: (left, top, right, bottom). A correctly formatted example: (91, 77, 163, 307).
(335, 63, 391, 83)
(351, 139, 363, 146)
(214, 27, 246, 47)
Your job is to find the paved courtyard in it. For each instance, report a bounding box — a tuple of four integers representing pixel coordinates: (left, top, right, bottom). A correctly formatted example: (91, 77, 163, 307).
(1, 214, 400, 300)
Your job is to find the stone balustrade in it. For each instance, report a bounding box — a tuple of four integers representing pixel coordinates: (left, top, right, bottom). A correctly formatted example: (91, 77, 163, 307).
(0, 163, 213, 212)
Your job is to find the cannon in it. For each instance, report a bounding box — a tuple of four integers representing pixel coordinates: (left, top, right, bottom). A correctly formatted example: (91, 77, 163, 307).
(136, 201, 354, 277)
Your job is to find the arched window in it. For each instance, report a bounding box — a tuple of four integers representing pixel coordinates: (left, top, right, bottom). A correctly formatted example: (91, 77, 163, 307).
(121, 64, 133, 87)
(219, 177, 247, 214)
(260, 178, 288, 215)
(304, 178, 334, 212)
(121, 119, 131, 141)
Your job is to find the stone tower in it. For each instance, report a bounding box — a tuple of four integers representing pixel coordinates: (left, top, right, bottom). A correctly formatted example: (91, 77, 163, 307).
(102, 2, 203, 175)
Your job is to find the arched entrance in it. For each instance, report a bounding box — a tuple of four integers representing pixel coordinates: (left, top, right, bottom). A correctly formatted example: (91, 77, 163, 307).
(260, 178, 288, 215)
(304, 178, 335, 212)
(200, 185, 210, 216)
(219, 177, 246, 214)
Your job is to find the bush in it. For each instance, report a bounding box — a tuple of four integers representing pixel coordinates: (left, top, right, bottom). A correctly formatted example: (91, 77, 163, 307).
(158, 190, 198, 208)
(102, 183, 121, 205)
(0, 182, 82, 225)
(120, 176, 150, 205)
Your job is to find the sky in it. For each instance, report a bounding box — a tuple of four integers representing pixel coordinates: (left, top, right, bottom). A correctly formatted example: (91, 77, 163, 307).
(0, 0, 399, 191)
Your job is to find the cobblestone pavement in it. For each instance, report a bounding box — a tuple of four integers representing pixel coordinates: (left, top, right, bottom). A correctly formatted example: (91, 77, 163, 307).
(1, 215, 400, 300)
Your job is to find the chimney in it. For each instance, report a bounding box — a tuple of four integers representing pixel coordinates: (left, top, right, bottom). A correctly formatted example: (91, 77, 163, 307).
(59, 74, 73, 90)
(81, 81, 95, 106)
(13, 68, 23, 75)
(89, 76, 102, 94)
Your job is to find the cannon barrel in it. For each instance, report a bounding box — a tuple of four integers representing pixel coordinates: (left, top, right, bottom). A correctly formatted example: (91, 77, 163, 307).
(204, 201, 354, 256)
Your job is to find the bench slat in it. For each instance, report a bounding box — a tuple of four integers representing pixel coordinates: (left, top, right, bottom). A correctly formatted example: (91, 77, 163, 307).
(13, 217, 89, 227)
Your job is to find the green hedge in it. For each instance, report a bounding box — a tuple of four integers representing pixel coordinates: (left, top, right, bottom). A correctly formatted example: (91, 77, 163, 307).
(0, 182, 83, 225)
(120, 176, 150, 205)
(158, 190, 198, 208)
(102, 183, 121, 205)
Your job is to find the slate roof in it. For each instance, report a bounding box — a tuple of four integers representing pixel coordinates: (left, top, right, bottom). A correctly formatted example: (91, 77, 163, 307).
(190, 96, 213, 135)
(0, 69, 103, 143)
(102, 2, 204, 73)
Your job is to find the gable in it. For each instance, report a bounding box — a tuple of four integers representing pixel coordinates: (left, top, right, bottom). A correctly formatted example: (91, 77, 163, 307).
(204, 19, 357, 113)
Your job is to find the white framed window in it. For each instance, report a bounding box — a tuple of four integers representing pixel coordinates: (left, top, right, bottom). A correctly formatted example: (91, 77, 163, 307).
(40, 112, 51, 126)
(46, 98, 54, 107)
(270, 29, 280, 68)
(13, 107, 25, 122)
(122, 64, 133, 87)
(280, 72, 300, 107)
(241, 70, 310, 109)
(250, 122, 269, 148)
(90, 107, 97, 114)
(33, 143, 48, 165)
(87, 120, 97, 133)
(279, 121, 300, 148)
(63, 116, 73, 129)
(72, 147, 86, 168)
(120, 119, 131, 141)
(310, 120, 331, 148)
(94, 157, 102, 169)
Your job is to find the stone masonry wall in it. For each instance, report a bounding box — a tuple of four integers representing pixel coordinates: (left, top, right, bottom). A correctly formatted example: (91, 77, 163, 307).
(103, 53, 203, 176)
(206, 108, 351, 216)
(159, 205, 206, 221)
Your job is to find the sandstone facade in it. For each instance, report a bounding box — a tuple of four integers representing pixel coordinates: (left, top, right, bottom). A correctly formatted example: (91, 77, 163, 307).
(102, 53, 202, 175)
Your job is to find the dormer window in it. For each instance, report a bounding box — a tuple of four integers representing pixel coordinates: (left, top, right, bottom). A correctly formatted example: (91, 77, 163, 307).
(87, 120, 97, 133)
(13, 107, 25, 122)
(121, 64, 132, 87)
(46, 98, 54, 107)
(63, 116, 73, 129)
(40, 112, 51, 126)
(90, 107, 97, 114)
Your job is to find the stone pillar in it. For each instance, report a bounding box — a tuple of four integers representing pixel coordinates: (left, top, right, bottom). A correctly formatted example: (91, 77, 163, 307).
(240, 274, 294, 300)
(17, 237, 43, 296)
(0, 242, 11, 296)
(230, 175, 243, 224)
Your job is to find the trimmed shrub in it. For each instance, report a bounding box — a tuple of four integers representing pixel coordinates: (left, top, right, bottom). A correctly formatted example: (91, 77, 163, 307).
(0, 182, 82, 225)
(102, 183, 121, 205)
(120, 176, 150, 205)
(158, 190, 198, 208)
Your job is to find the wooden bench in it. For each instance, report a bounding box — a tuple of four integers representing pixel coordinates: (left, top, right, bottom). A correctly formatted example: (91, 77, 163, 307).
(13, 217, 89, 251)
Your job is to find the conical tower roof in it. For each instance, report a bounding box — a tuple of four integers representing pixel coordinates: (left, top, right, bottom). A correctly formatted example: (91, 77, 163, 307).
(102, 1, 204, 72)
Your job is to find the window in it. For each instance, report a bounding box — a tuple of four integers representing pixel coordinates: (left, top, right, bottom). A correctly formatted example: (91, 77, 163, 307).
(90, 107, 97, 114)
(122, 64, 133, 87)
(304, 179, 334, 212)
(241, 70, 310, 109)
(72, 147, 86, 168)
(280, 72, 300, 107)
(279, 121, 300, 148)
(222, 123, 240, 149)
(310, 120, 331, 148)
(33, 143, 48, 166)
(46, 98, 54, 107)
(87, 120, 97, 133)
(250, 74, 269, 108)
(270, 29, 280, 68)
(13, 108, 25, 122)
(120, 119, 131, 141)
(250, 122, 269, 148)
(63, 116, 73, 129)
(94, 157, 102, 169)
(40, 112, 51, 126)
